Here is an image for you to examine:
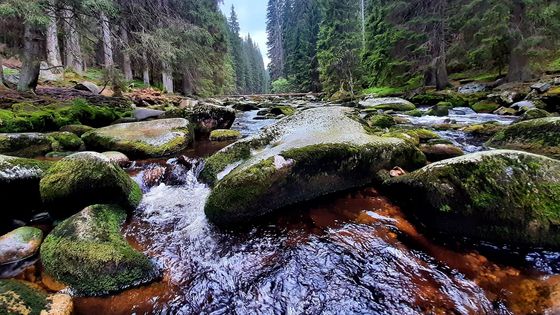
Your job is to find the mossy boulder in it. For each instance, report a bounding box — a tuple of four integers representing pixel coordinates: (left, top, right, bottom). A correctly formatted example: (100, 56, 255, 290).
(102, 151, 131, 167)
(40, 204, 159, 296)
(82, 118, 192, 158)
(40, 152, 142, 218)
(269, 105, 296, 116)
(404, 109, 423, 117)
(516, 108, 553, 123)
(486, 117, 560, 159)
(59, 124, 94, 136)
(410, 91, 470, 107)
(203, 107, 426, 227)
(0, 155, 51, 223)
(165, 102, 236, 134)
(0, 133, 53, 157)
(47, 132, 84, 152)
(420, 143, 464, 162)
(472, 100, 500, 113)
(425, 102, 452, 117)
(365, 114, 396, 128)
(461, 122, 504, 138)
(384, 150, 560, 248)
(360, 97, 416, 111)
(0, 227, 43, 265)
(209, 129, 242, 142)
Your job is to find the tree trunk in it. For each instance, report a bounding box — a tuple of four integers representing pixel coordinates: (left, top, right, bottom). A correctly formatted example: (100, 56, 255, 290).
(0, 54, 5, 88)
(142, 52, 150, 85)
(162, 62, 173, 93)
(182, 71, 193, 96)
(18, 24, 42, 92)
(62, 5, 84, 73)
(506, 1, 531, 82)
(100, 11, 114, 68)
(120, 26, 133, 81)
(45, 0, 62, 72)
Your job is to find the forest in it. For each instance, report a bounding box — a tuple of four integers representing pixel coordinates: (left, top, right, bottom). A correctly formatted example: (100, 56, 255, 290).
(0, 0, 268, 96)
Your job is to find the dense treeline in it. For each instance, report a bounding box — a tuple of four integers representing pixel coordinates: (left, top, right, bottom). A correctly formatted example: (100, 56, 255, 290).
(0, 0, 268, 95)
(267, 0, 560, 95)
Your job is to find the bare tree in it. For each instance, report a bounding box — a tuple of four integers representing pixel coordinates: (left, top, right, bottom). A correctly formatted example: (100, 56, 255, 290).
(45, 0, 63, 72)
(62, 5, 84, 73)
(100, 11, 114, 68)
(18, 23, 42, 92)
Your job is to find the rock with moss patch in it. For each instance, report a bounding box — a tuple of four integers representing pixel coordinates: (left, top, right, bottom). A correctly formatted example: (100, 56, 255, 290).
(365, 114, 396, 128)
(209, 129, 242, 142)
(165, 102, 236, 134)
(471, 101, 500, 113)
(203, 107, 426, 227)
(0, 227, 43, 265)
(404, 109, 423, 117)
(40, 152, 142, 217)
(269, 106, 296, 116)
(0, 133, 53, 157)
(425, 102, 452, 117)
(384, 150, 560, 248)
(59, 124, 94, 136)
(81, 118, 192, 158)
(420, 143, 464, 162)
(360, 97, 416, 111)
(516, 108, 552, 123)
(47, 132, 84, 152)
(410, 91, 470, 107)
(486, 117, 560, 159)
(0, 155, 51, 224)
(461, 122, 504, 138)
(40, 204, 159, 296)
(102, 151, 131, 167)
(0, 279, 73, 315)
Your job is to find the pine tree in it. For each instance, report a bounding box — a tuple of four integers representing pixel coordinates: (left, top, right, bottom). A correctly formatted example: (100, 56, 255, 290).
(317, 0, 362, 95)
(266, 0, 285, 81)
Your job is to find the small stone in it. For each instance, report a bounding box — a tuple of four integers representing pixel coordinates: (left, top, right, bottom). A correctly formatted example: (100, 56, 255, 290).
(458, 83, 487, 94)
(0, 227, 43, 265)
(531, 82, 551, 94)
(74, 81, 101, 94)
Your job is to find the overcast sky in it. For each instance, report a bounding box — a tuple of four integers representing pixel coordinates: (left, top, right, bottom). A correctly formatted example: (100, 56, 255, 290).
(220, 0, 270, 66)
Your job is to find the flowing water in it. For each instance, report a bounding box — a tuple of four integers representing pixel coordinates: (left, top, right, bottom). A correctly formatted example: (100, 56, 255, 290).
(66, 108, 560, 314)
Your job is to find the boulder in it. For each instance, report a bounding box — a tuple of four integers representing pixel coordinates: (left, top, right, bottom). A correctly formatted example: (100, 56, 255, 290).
(420, 143, 464, 162)
(38, 61, 63, 82)
(232, 102, 259, 111)
(449, 107, 476, 116)
(81, 118, 192, 158)
(209, 129, 242, 142)
(47, 131, 84, 152)
(365, 114, 396, 128)
(74, 81, 101, 94)
(132, 108, 165, 121)
(486, 117, 560, 159)
(0, 133, 53, 157)
(0, 155, 51, 222)
(0, 280, 73, 314)
(493, 106, 517, 116)
(203, 107, 426, 227)
(360, 97, 416, 111)
(102, 151, 131, 167)
(40, 204, 159, 296)
(458, 83, 487, 94)
(511, 100, 545, 111)
(516, 108, 553, 123)
(425, 102, 452, 117)
(0, 227, 42, 265)
(165, 102, 236, 134)
(384, 150, 560, 247)
(471, 101, 500, 113)
(59, 124, 95, 137)
(531, 82, 552, 94)
(39, 152, 142, 217)
(269, 105, 296, 116)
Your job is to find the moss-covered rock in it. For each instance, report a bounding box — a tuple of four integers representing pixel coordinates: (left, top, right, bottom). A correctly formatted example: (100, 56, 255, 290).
(0, 155, 51, 222)
(425, 102, 452, 116)
(82, 118, 192, 158)
(101, 151, 131, 167)
(47, 132, 84, 152)
(486, 117, 560, 159)
(516, 108, 553, 123)
(209, 129, 242, 142)
(165, 102, 236, 134)
(40, 152, 142, 217)
(420, 143, 464, 162)
(0, 280, 47, 315)
(0, 227, 43, 265)
(365, 114, 396, 128)
(59, 124, 94, 136)
(204, 107, 426, 227)
(461, 122, 504, 138)
(269, 105, 296, 116)
(360, 97, 416, 111)
(410, 91, 471, 107)
(0, 133, 53, 158)
(384, 150, 560, 248)
(404, 109, 423, 117)
(40, 204, 159, 296)
(471, 100, 500, 113)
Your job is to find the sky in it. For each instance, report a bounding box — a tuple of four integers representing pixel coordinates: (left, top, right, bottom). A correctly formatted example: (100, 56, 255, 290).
(219, 0, 270, 66)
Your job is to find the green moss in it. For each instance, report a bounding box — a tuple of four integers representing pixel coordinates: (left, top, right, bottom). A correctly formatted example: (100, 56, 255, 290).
(47, 132, 84, 152)
(209, 129, 242, 141)
(517, 109, 552, 122)
(365, 114, 396, 128)
(0, 280, 47, 315)
(486, 117, 560, 159)
(361, 86, 404, 97)
(472, 101, 500, 113)
(425, 102, 452, 116)
(369, 102, 416, 112)
(60, 124, 95, 136)
(40, 204, 158, 296)
(40, 152, 142, 217)
(199, 141, 252, 185)
(461, 122, 503, 137)
(404, 109, 423, 117)
(410, 91, 469, 107)
(269, 106, 296, 116)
